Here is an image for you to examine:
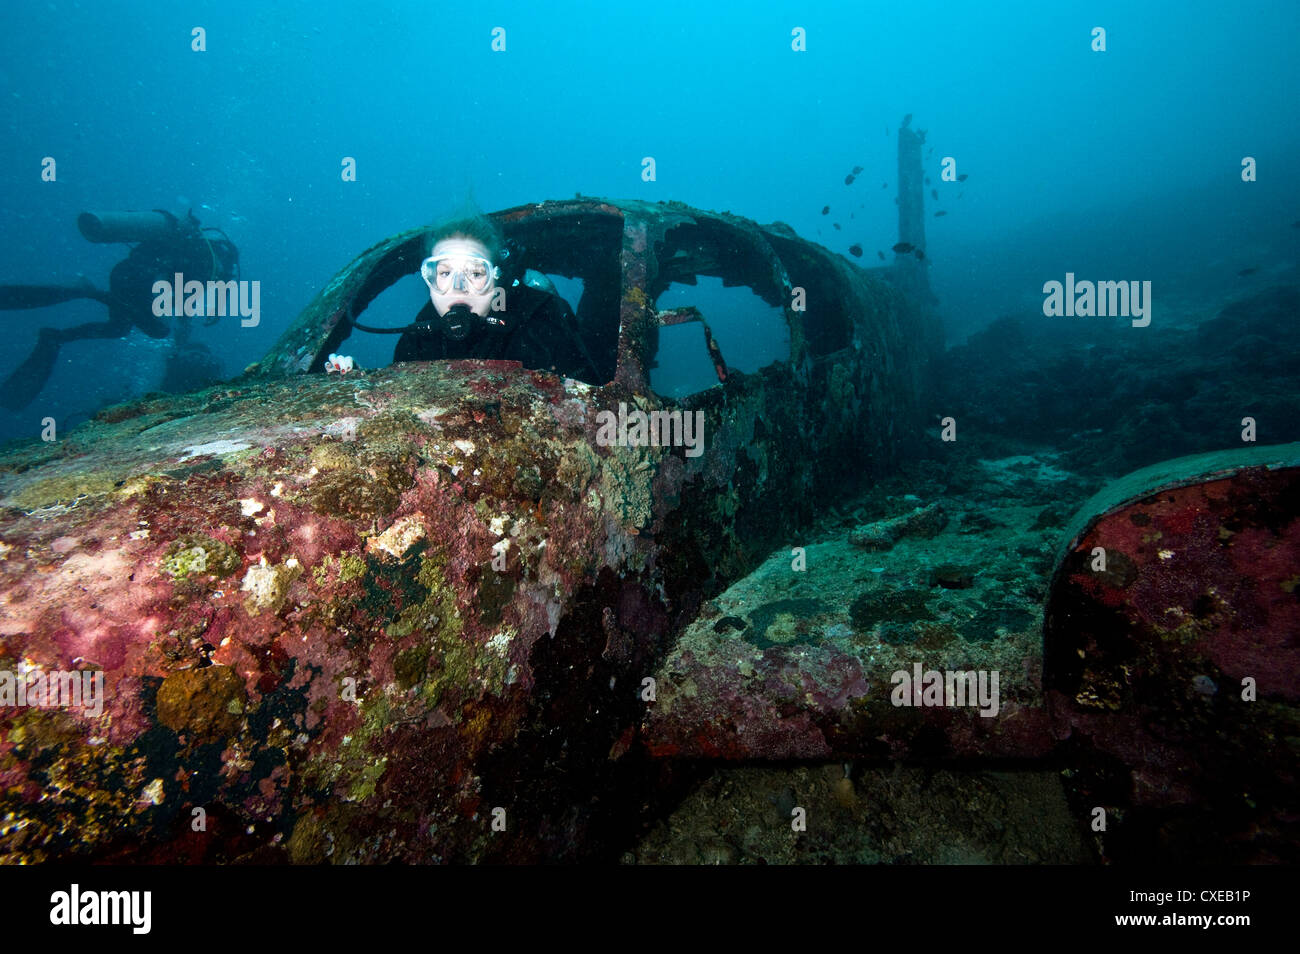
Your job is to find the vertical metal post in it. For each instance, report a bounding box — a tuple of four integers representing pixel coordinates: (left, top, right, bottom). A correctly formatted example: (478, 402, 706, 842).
(895, 117, 929, 295)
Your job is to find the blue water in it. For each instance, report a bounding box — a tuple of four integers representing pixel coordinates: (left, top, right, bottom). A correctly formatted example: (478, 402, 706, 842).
(1, 0, 1297, 442)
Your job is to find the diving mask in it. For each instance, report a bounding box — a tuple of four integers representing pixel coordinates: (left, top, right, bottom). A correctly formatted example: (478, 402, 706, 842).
(421, 254, 497, 295)
(421, 236, 501, 319)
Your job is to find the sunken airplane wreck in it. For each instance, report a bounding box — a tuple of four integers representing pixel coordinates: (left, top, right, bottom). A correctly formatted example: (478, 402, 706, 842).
(0, 196, 940, 862)
(3, 183, 1296, 861)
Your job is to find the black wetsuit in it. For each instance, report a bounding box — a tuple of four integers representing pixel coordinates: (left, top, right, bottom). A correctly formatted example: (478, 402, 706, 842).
(393, 283, 602, 383)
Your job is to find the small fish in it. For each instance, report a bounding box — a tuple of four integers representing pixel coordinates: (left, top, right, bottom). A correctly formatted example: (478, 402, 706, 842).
(915, 248, 925, 260)
(885, 126, 890, 137)
(901, 113, 912, 128)
(844, 174, 856, 185)
(849, 244, 863, 257)
(930, 189, 938, 200)
(822, 206, 830, 215)
(934, 210, 947, 217)
(882, 182, 888, 189)
(833, 222, 842, 230)
(877, 250, 886, 260)
(850, 212, 855, 218)
(892, 242, 914, 253)
(1238, 267, 1258, 276)
(852, 165, 863, 175)
(924, 176, 931, 185)
(957, 173, 968, 182)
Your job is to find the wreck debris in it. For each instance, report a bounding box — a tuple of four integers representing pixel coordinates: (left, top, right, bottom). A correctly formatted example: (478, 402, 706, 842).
(0, 196, 939, 863)
(848, 502, 948, 550)
(644, 442, 1300, 861)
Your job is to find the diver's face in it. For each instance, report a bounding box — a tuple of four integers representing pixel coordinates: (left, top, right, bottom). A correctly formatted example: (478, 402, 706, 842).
(422, 237, 497, 318)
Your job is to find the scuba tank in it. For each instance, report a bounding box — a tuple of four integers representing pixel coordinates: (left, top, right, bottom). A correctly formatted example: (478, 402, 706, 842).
(78, 210, 189, 244)
(79, 209, 239, 281)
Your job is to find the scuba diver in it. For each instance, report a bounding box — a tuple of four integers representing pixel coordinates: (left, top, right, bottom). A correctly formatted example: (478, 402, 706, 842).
(0, 209, 239, 409)
(349, 213, 602, 382)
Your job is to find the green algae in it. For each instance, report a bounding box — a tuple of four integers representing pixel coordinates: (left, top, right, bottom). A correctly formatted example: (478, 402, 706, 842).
(385, 555, 461, 641)
(378, 554, 513, 707)
(743, 598, 827, 650)
(422, 625, 510, 709)
(159, 534, 241, 580)
(412, 556, 508, 707)
(347, 752, 389, 802)
(313, 551, 367, 586)
(305, 690, 396, 804)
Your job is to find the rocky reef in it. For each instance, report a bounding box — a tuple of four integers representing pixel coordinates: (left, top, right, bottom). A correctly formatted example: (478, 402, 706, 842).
(935, 286, 1300, 478)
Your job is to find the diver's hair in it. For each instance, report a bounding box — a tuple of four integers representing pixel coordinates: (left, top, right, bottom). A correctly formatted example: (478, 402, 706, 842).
(426, 213, 504, 264)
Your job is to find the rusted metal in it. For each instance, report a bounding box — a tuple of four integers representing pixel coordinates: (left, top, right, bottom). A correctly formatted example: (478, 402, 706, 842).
(0, 196, 938, 862)
(641, 441, 1300, 860)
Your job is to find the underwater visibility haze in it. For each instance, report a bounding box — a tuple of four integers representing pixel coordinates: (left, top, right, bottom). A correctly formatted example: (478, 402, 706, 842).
(0, 0, 1298, 879)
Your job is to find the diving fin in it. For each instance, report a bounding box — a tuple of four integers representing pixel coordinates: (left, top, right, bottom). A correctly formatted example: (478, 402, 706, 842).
(0, 280, 108, 310)
(0, 329, 63, 410)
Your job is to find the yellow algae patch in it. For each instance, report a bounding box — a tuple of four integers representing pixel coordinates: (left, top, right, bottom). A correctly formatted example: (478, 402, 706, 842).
(10, 472, 117, 511)
(366, 514, 426, 562)
(241, 556, 303, 614)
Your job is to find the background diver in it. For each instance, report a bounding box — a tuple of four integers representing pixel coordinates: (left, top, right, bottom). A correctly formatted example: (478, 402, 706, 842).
(0, 209, 240, 410)
(349, 213, 606, 383)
